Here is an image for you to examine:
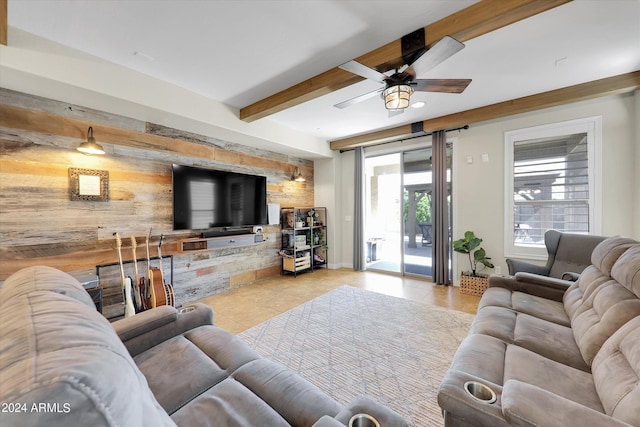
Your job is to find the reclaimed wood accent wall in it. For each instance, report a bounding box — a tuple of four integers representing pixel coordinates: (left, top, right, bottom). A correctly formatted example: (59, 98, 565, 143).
(0, 89, 314, 319)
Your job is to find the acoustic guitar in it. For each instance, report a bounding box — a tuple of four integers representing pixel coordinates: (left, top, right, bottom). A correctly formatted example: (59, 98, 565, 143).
(130, 235, 146, 312)
(147, 228, 167, 308)
(158, 234, 175, 307)
(144, 228, 152, 305)
(114, 232, 136, 318)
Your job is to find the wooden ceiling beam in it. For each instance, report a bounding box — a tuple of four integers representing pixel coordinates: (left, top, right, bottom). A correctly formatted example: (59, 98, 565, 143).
(1, 0, 7, 46)
(239, 0, 572, 122)
(329, 71, 640, 151)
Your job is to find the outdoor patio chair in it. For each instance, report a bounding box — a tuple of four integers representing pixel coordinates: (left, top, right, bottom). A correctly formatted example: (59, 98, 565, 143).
(419, 222, 432, 246)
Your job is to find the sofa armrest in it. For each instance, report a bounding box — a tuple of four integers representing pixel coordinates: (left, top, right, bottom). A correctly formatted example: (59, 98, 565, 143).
(488, 273, 572, 301)
(506, 258, 549, 276)
(514, 272, 573, 289)
(502, 380, 629, 427)
(114, 305, 178, 341)
(437, 369, 508, 427)
(335, 396, 408, 427)
(113, 303, 214, 357)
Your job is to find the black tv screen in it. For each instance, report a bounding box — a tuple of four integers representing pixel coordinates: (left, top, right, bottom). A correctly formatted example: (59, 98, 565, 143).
(172, 164, 267, 230)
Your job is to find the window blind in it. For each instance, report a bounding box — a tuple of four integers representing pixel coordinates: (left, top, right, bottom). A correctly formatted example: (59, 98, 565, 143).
(512, 133, 589, 245)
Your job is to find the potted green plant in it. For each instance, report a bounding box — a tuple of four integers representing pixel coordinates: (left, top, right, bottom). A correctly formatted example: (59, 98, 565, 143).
(453, 231, 494, 295)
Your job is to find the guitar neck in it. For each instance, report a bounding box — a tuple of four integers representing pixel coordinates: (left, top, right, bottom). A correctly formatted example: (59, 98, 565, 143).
(145, 227, 152, 267)
(158, 234, 165, 274)
(131, 236, 140, 282)
(114, 233, 126, 286)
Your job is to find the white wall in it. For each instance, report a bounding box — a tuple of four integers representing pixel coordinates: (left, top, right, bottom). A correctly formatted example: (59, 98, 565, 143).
(314, 156, 339, 268)
(324, 92, 638, 282)
(330, 150, 355, 269)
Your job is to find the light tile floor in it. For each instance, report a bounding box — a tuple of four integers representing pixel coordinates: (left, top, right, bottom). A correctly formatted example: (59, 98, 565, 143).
(196, 268, 480, 334)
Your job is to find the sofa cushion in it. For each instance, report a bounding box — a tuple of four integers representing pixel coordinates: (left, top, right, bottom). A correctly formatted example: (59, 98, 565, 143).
(134, 321, 343, 426)
(564, 242, 640, 365)
(590, 237, 637, 277)
(611, 245, 640, 297)
(0, 264, 95, 308)
(134, 333, 235, 415)
(591, 316, 640, 425)
(0, 266, 175, 427)
(503, 344, 604, 413)
(501, 380, 623, 427)
(479, 287, 570, 326)
(170, 377, 291, 426)
(469, 306, 588, 371)
(439, 333, 604, 425)
(233, 358, 343, 425)
(562, 267, 610, 319)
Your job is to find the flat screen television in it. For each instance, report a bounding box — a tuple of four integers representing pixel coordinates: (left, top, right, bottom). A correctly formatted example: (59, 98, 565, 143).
(172, 164, 268, 230)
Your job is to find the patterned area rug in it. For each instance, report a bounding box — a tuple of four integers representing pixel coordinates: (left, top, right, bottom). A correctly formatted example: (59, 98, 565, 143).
(238, 286, 474, 426)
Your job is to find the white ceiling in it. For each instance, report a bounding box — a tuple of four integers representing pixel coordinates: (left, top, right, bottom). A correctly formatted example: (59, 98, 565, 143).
(6, 0, 640, 154)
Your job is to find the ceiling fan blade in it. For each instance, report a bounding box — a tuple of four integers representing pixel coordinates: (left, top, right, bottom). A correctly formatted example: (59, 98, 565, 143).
(334, 88, 384, 109)
(406, 36, 465, 77)
(413, 78, 472, 94)
(339, 60, 386, 83)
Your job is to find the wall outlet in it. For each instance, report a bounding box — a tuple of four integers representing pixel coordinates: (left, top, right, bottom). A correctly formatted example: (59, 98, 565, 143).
(495, 266, 502, 275)
(253, 225, 263, 234)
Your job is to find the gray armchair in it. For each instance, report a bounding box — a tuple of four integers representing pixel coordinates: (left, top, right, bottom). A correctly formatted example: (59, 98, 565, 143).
(506, 230, 606, 280)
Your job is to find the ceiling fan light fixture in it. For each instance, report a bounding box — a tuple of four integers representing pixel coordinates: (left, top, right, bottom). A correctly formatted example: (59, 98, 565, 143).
(77, 126, 105, 155)
(383, 84, 414, 110)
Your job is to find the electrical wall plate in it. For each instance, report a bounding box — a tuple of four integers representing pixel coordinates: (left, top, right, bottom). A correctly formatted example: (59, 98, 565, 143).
(253, 225, 264, 234)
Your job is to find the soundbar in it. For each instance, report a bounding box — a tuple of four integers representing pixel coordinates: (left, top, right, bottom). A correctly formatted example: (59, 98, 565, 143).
(201, 228, 253, 238)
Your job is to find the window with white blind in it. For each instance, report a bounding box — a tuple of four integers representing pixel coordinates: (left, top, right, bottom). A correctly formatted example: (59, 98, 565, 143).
(504, 117, 601, 259)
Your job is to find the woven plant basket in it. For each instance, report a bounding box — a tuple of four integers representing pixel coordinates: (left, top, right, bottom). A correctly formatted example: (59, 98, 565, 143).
(459, 273, 489, 296)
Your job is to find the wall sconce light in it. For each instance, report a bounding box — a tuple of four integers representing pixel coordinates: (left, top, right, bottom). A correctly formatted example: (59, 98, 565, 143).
(291, 166, 305, 182)
(77, 127, 105, 155)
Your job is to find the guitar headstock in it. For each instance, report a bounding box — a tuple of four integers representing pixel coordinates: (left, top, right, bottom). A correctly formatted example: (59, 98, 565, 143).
(146, 227, 152, 244)
(159, 234, 165, 248)
(130, 235, 137, 251)
(114, 232, 122, 248)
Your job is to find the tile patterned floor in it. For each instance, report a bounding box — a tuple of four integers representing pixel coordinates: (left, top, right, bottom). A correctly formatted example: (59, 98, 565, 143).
(196, 268, 480, 334)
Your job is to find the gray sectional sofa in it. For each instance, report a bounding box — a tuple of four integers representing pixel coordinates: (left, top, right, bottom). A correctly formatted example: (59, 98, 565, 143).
(0, 266, 407, 427)
(438, 236, 640, 426)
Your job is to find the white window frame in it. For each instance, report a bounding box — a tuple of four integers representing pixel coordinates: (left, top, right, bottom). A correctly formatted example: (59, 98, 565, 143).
(504, 117, 602, 260)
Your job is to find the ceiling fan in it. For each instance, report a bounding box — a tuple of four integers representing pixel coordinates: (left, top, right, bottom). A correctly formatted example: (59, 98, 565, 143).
(335, 35, 471, 115)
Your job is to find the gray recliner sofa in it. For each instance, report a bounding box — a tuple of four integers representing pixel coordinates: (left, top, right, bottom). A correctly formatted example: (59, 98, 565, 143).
(0, 266, 407, 427)
(438, 236, 640, 426)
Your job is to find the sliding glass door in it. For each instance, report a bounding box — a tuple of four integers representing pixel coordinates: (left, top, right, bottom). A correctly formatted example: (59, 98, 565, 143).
(403, 149, 434, 276)
(364, 153, 402, 273)
(364, 146, 452, 279)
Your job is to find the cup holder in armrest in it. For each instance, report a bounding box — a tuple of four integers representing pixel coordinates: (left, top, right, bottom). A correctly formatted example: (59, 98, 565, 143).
(178, 306, 196, 314)
(464, 381, 497, 404)
(349, 414, 380, 427)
